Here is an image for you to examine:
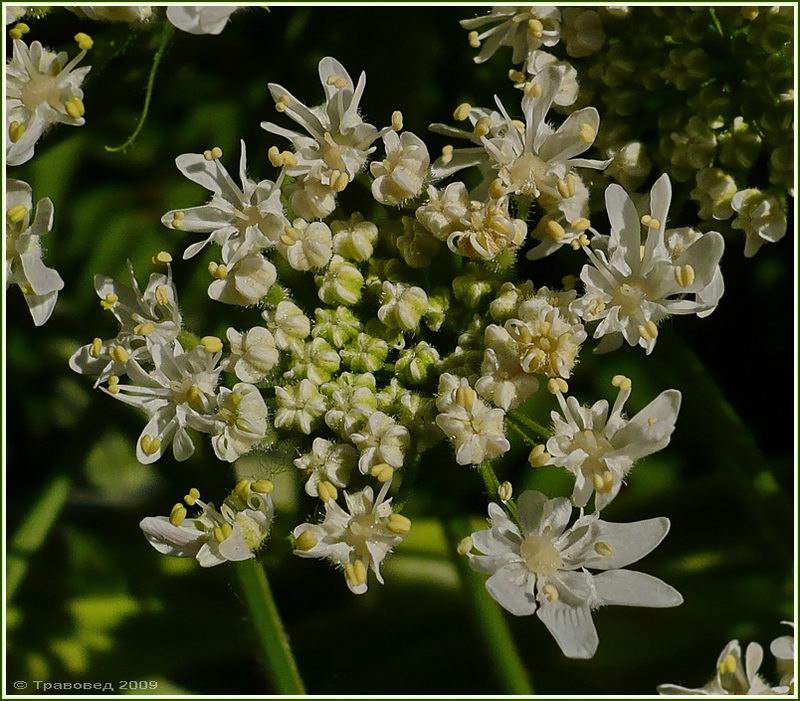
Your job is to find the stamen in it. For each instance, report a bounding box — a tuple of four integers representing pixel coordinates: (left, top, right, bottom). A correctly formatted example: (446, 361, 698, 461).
(527, 18, 544, 38)
(7, 204, 28, 223)
(611, 374, 632, 392)
(594, 542, 613, 557)
(467, 30, 481, 48)
(8, 121, 26, 143)
(89, 337, 103, 358)
(673, 264, 695, 287)
(110, 345, 129, 364)
(155, 284, 171, 306)
(391, 110, 403, 132)
(524, 81, 542, 98)
(387, 513, 411, 535)
(234, 479, 252, 501)
(542, 583, 559, 602)
(578, 122, 596, 144)
(140, 434, 161, 456)
(473, 116, 491, 138)
(440, 144, 454, 165)
(134, 322, 156, 336)
(508, 69, 525, 83)
(318, 480, 338, 502)
(529, 444, 551, 468)
(184, 487, 201, 506)
(370, 463, 394, 483)
(152, 250, 172, 265)
(64, 98, 85, 119)
(498, 481, 513, 502)
(294, 529, 317, 551)
(547, 378, 568, 395)
(74, 32, 94, 50)
(252, 480, 274, 494)
(488, 179, 506, 199)
(453, 102, 472, 121)
(200, 336, 223, 354)
(456, 536, 473, 556)
(637, 321, 658, 341)
(169, 503, 187, 526)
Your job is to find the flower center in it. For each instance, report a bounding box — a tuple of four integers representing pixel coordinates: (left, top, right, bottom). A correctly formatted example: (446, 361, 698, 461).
(611, 277, 650, 315)
(21, 72, 62, 111)
(506, 153, 548, 196)
(572, 429, 614, 477)
(345, 512, 378, 557)
(519, 534, 562, 576)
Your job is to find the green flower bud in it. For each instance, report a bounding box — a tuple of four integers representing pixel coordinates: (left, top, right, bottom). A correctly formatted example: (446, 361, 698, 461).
(718, 117, 762, 170)
(452, 265, 496, 309)
(377, 281, 428, 332)
(424, 287, 450, 331)
(376, 377, 406, 414)
(316, 255, 364, 306)
(690, 168, 738, 220)
(312, 306, 362, 349)
(340, 333, 389, 373)
(284, 337, 341, 385)
(397, 217, 441, 268)
(395, 341, 441, 385)
(331, 212, 379, 262)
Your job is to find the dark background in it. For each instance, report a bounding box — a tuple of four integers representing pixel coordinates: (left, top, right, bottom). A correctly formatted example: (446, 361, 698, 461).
(6, 6, 795, 695)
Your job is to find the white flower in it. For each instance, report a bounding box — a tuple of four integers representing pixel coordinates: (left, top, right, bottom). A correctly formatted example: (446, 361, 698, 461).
(415, 182, 471, 240)
(69, 6, 152, 22)
(460, 6, 562, 64)
(69, 262, 182, 386)
(431, 66, 608, 199)
(191, 383, 268, 462)
(294, 437, 356, 497)
(262, 57, 386, 198)
(604, 141, 652, 192)
(284, 337, 340, 385)
(731, 189, 787, 258)
(448, 198, 527, 261)
(5, 179, 63, 326)
(771, 622, 795, 692)
(208, 252, 277, 306)
(518, 51, 578, 107)
(263, 300, 310, 354)
(6, 6, 28, 24)
(105, 341, 222, 464)
(371, 130, 430, 205)
(322, 372, 377, 436)
(224, 327, 279, 383)
(6, 39, 91, 166)
(166, 6, 240, 35)
(467, 490, 682, 659)
(476, 327, 540, 411)
(435, 374, 510, 465)
(572, 175, 725, 354)
(658, 640, 775, 695)
(292, 482, 409, 594)
(377, 281, 429, 332)
(277, 219, 332, 271)
(274, 379, 326, 435)
(162, 141, 287, 265)
(546, 377, 680, 509)
(316, 255, 364, 306)
(560, 9, 605, 57)
(331, 213, 378, 262)
(140, 486, 274, 567)
(285, 177, 337, 221)
(351, 411, 410, 474)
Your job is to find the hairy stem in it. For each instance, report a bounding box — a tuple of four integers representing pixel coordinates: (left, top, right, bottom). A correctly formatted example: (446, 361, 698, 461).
(508, 411, 551, 440)
(236, 559, 306, 694)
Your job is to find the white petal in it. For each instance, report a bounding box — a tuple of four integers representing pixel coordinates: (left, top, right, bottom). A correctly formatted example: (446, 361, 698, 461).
(583, 517, 671, 570)
(485, 563, 538, 616)
(593, 569, 683, 608)
(536, 599, 599, 659)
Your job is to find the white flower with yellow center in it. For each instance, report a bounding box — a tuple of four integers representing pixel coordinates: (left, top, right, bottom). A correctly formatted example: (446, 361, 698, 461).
(371, 130, 430, 206)
(460, 6, 562, 64)
(225, 327, 279, 383)
(69, 261, 181, 386)
(466, 490, 682, 659)
(105, 340, 222, 464)
(435, 374, 510, 465)
(377, 281, 429, 332)
(292, 482, 410, 594)
(515, 51, 578, 108)
(262, 57, 387, 202)
(273, 379, 326, 435)
(294, 437, 357, 497)
(351, 411, 410, 475)
(6, 38, 91, 166)
(658, 640, 775, 695)
(415, 182, 471, 240)
(476, 326, 540, 411)
(140, 483, 274, 567)
(545, 376, 680, 509)
(166, 6, 240, 34)
(263, 300, 310, 355)
(447, 198, 527, 261)
(208, 252, 277, 307)
(276, 219, 332, 272)
(162, 141, 287, 266)
(5, 179, 63, 326)
(572, 174, 725, 354)
(190, 383, 269, 463)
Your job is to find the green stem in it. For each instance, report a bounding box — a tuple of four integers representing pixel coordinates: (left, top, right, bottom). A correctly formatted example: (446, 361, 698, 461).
(394, 451, 422, 512)
(7, 474, 72, 603)
(444, 518, 534, 695)
(236, 559, 306, 694)
(506, 419, 536, 446)
(105, 22, 175, 152)
(508, 411, 550, 440)
(478, 461, 519, 521)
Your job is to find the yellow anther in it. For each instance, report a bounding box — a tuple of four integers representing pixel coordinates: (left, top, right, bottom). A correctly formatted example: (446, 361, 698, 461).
(7, 204, 28, 223)
(170, 212, 184, 229)
(318, 480, 338, 502)
(107, 379, 120, 395)
(154, 284, 171, 307)
(294, 529, 318, 551)
(331, 171, 349, 192)
(440, 144, 454, 165)
(8, 121, 26, 143)
(186, 385, 205, 409)
(527, 18, 544, 37)
(570, 233, 590, 250)
(488, 179, 506, 199)
(542, 583, 559, 602)
(64, 98, 85, 119)
(557, 179, 571, 199)
(457, 536, 473, 556)
(528, 444, 551, 468)
(453, 102, 472, 121)
(206, 261, 227, 279)
(229, 391, 243, 409)
(508, 69, 526, 83)
(524, 81, 542, 98)
(267, 146, 283, 167)
(455, 385, 477, 411)
(547, 378, 568, 395)
(387, 513, 412, 536)
(9, 24, 26, 40)
(511, 119, 525, 132)
(169, 503, 187, 526)
(110, 345, 129, 364)
(344, 559, 368, 587)
(638, 320, 659, 341)
(281, 151, 297, 167)
(200, 336, 223, 354)
(593, 470, 615, 493)
(741, 6, 759, 20)
(467, 30, 481, 48)
(561, 274, 577, 290)
(252, 479, 274, 494)
(370, 463, 394, 483)
(545, 220, 566, 242)
(473, 116, 491, 138)
(140, 434, 161, 456)
(234, 479, 252, 502)
(213, 526, 226, 543)
(275, 94, 289, 112)
(391, 110, 403, 132)
(611, 374, 632, 392)
(572, 217, 591, 232)
(673, 264, 696, 288)
(326, 74, 347, 89)
(211, 146, 223, 159)
(74, 32, 93, 50)
(594, 541, 614, 557)
(719, 654, 738, 675)
(578, 122, 596, 144)
(18, 282, 33, 295)
(184, 487, 200, 506)
(640, 214, 660, 229)
(16, 22, 30, 34)
(134, 321, 156, 336)
(498, 481, 513, 502)
(203, 149, 213, 160)
(648, 416, 658, 426)
(89, 337, 103, 358)
(152, 250, 172, 265)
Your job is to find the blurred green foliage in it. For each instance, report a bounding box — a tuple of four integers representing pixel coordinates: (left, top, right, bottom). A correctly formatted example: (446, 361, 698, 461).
(6, 6, 794, 695)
